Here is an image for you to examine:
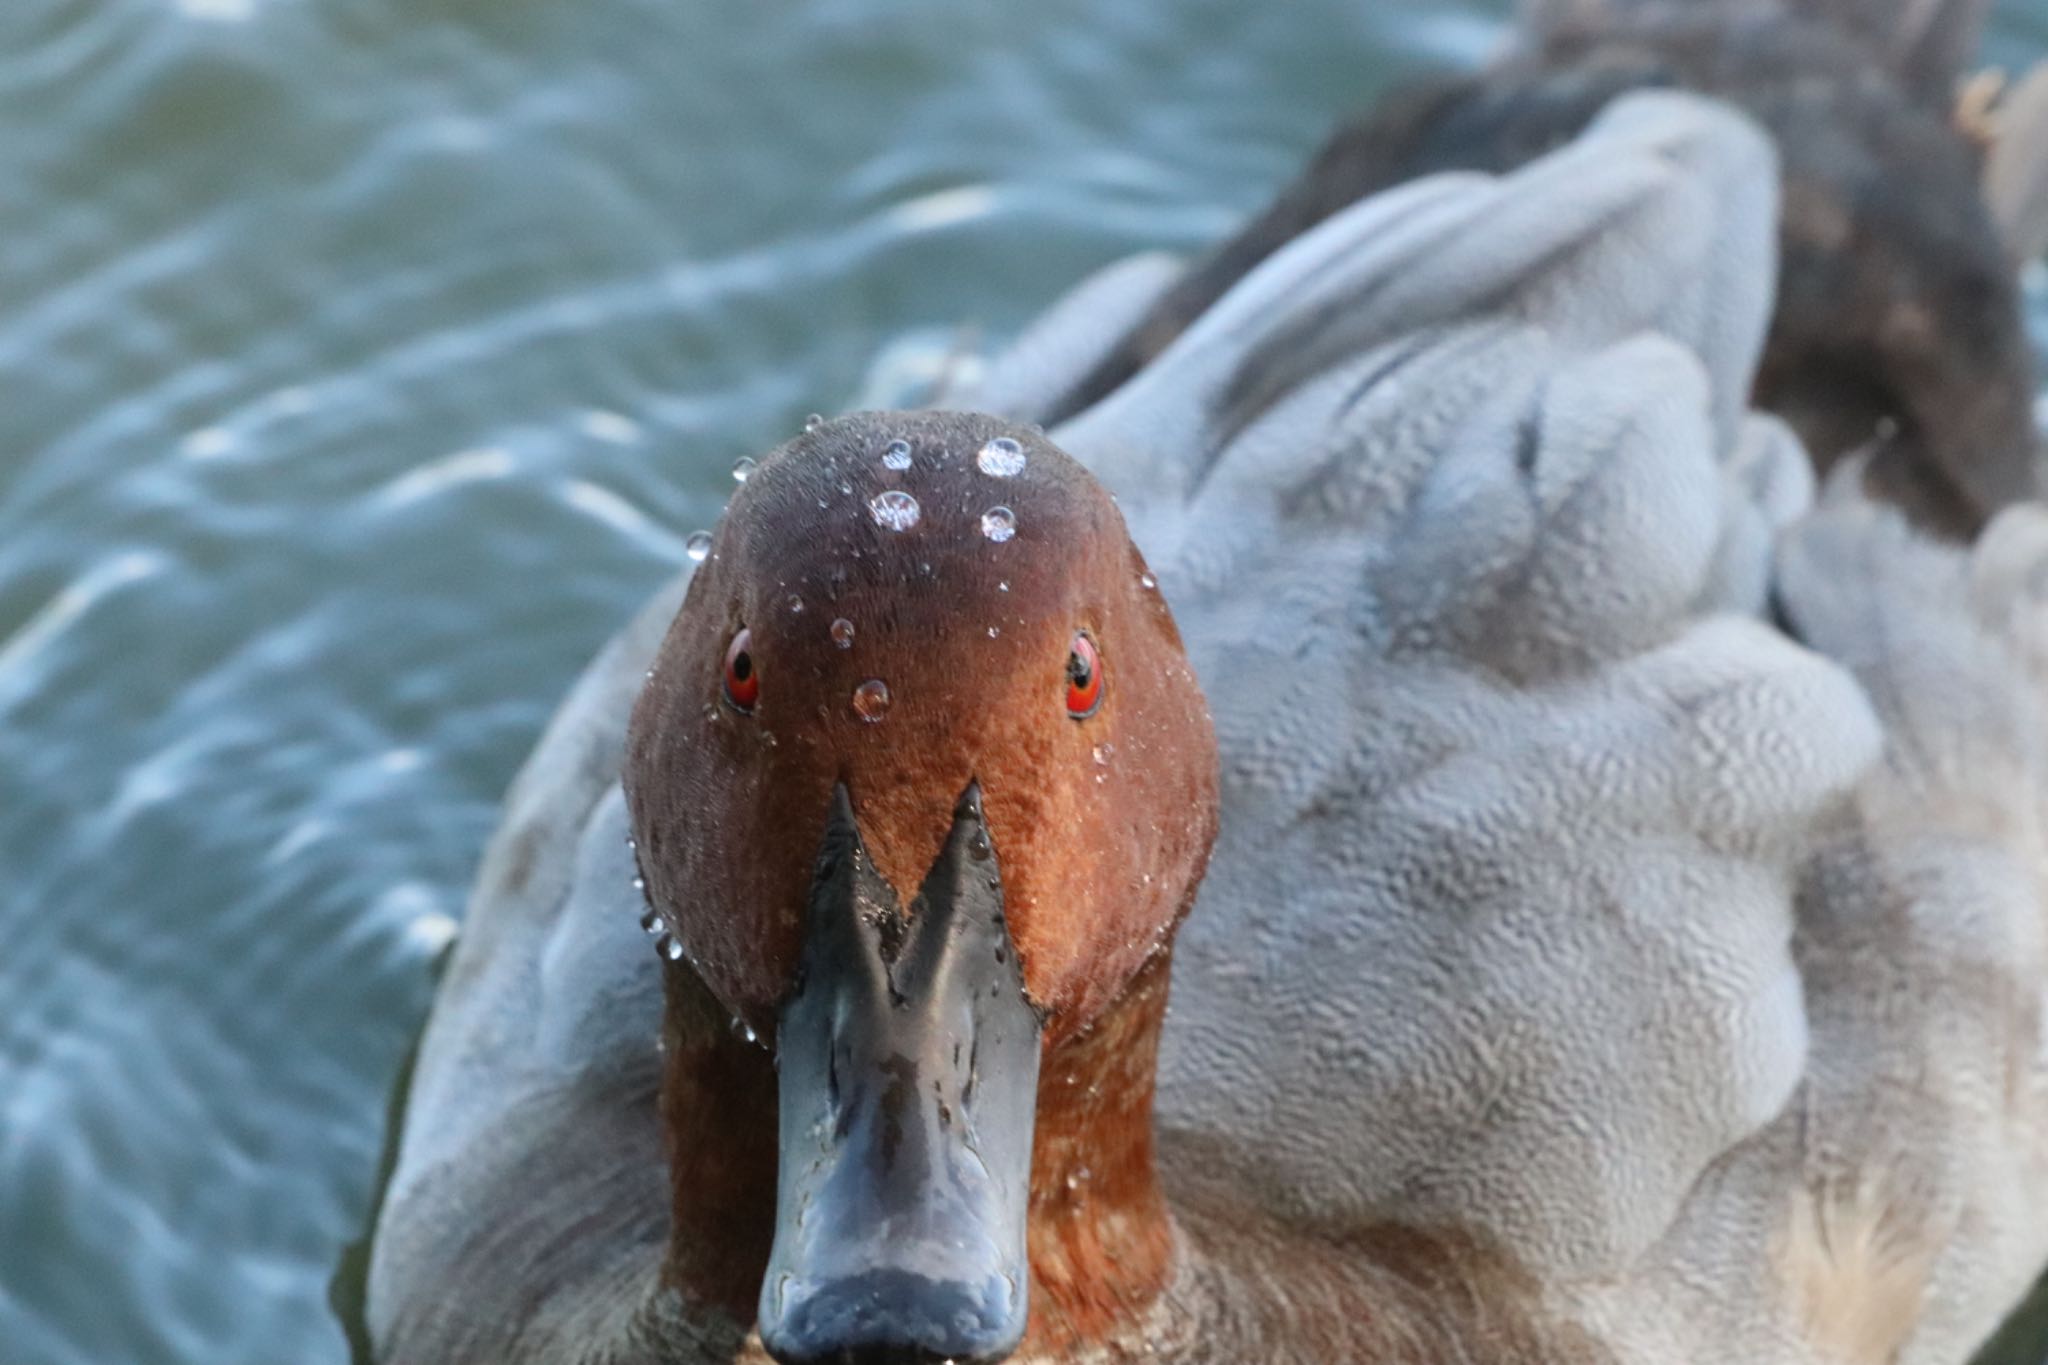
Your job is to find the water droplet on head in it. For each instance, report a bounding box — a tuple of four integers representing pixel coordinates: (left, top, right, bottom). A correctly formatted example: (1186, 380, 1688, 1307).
(632, 875, 646, 891)
(968, 829, 992, 861)
(976, 436, 1027, 478)
(1093, 744, 1113, 766)
(868, 490, 921, 532)
(980, 506, 1017, 542)
(852, 679, 892, 722)
(882, 439, 913, 471)
(987, 626, 1000, 638)
(804, 413, 825, 433)
(1140, 572, 1157, 590)
(640, 908, 663, 935)
(997, 580, 1010, 593)
(787, 594, 804, 614)
(656, 932, 683, 960)
(830, 618, 855, 648)
(686, 531, 712, 562)
(731, 456, 757, 483)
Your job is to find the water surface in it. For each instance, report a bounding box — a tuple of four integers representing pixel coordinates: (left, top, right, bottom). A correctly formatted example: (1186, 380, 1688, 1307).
(1, 2, 2044, 1362)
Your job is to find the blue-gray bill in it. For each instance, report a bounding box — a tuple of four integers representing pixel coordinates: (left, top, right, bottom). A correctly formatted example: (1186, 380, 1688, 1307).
(759, 783, 1042, 1365)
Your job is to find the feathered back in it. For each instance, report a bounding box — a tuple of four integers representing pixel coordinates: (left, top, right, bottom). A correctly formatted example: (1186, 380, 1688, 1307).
(1622, 479, 2048, 1364)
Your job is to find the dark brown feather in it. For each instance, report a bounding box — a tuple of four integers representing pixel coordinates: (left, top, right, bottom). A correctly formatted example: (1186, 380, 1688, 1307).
(1051, 0, 2041, 538)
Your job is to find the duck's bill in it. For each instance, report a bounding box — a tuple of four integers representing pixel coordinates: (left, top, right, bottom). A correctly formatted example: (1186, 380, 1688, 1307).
(757, 782, 1043, 1365)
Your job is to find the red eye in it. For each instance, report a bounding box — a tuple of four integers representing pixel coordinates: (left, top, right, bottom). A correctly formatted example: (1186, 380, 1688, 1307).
(1065, 632, 1103, 719)
(723, 628, 759, 713)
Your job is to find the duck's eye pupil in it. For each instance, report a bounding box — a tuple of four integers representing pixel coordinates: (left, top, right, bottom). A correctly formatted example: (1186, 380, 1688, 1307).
(733, 653, 752, 681)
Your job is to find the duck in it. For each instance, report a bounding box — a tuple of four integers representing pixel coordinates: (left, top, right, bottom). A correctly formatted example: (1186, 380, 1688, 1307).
(363, 17, 2048, 1365)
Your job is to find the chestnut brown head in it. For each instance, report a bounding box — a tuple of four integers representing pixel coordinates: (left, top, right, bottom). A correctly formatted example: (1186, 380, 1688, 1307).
(625, 410, 1217, 1037)
(623, 410, 1217, 1364)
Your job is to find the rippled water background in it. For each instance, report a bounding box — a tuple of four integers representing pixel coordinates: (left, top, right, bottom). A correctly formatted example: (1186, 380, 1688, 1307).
(1, 1, 2044, 1362)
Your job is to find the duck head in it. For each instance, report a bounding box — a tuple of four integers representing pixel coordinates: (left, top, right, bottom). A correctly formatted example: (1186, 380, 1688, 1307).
(625, 411, 1219, 1364)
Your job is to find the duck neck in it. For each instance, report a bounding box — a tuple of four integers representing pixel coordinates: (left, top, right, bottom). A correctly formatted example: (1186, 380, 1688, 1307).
(656, 959, 778, 1323)
(1022, 949, 1179, 1355)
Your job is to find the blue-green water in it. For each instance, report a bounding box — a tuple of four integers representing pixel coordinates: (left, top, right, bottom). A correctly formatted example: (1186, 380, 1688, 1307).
(0, 3, 2043, 1363)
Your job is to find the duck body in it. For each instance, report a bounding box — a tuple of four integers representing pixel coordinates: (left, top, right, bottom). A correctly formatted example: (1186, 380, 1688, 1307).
(366, 17, 2048, 1365)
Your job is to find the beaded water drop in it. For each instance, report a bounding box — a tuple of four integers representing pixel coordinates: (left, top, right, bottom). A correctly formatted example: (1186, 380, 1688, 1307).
(867, 490, 921, 532)
(882, 439, 913, 471)
(980, 506, 1017, 543)
(731, 456, 757, 483)
(851, 679, 892, 722)
(830, 618, 855, 649)
(685, 531, 712, 562)
(976, 436, 1027, 478)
